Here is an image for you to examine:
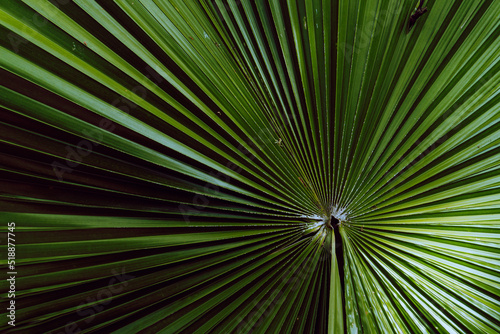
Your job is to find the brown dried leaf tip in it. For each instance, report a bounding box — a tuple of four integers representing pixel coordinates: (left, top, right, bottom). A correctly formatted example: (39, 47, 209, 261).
(408, 0, 428, 31)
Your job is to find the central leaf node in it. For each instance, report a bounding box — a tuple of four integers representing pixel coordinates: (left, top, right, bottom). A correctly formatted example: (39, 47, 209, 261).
(325, 216, 340, 228)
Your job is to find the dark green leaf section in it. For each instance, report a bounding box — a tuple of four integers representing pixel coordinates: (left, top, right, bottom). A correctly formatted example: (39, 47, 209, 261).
(0, 0, 499, 333)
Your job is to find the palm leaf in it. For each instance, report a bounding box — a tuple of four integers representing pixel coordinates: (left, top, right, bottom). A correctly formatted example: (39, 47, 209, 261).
(0, 0, 499, 333)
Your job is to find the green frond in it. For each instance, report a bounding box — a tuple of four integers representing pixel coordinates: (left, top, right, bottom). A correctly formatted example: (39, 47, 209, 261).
(0, 0, 498, 333)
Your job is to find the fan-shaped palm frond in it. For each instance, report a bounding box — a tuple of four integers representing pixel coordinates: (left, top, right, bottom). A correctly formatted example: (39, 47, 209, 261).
(0, 0, 499, 333)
